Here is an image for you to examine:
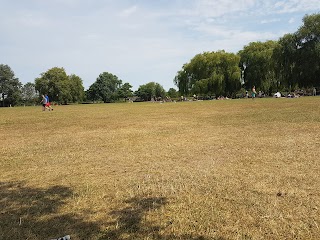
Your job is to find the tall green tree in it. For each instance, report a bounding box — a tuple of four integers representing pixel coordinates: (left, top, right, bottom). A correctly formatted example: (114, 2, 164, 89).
(167, 88, 178, 98)
(273, 13, 320, 90)
(22, 82, 38, 105)
(88, 72, 122, 103)
(69, 74, 85, 103)
(135, 82, 166, 101)
(0, 64, 22, 107)
(174, 51, 241, 97)
(191, 79, 208, 96)
(273, 34, 299, 91)
(239, 41, 278, 94)
(87, 84, 100, 102)
(118, 82, 133, 101)
(295, 13, 320, 88)
(35, 67, 84, 104)
(174, 67, 190, 96)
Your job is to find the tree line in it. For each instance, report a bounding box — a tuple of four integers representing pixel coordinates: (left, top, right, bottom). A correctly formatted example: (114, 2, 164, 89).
(1, 13, 319, 107)
(0, 65, 178, 107)
(175, 13, 320, 98)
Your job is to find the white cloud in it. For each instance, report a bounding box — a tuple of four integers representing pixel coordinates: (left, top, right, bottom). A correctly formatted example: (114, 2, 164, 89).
(194, 0, 256, 17)
(288, 17, 296, 24)
(118, 5, 138, 17)
(260, 18, 280, 24)
(272, 0, 320, 14)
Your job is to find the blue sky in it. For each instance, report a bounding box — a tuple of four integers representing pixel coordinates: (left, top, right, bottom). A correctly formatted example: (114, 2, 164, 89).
(1, 0, 319, 91)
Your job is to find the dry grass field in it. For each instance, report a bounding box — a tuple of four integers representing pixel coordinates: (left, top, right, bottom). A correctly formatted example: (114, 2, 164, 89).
(1, 97, 320, 240)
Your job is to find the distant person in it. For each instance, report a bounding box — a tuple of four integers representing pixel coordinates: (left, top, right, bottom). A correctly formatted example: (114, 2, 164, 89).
(41, 95, 47, 111)
(193, 94, 197, 101)
(252, 86, 256, 99)
(313, 87, 316, 96)
(45, 94, 53, 111)
(258, 91, 262, 98)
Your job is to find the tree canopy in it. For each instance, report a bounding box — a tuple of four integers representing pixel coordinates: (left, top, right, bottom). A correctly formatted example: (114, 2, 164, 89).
(238, 40, 279, 94)
(272, 14, 320, 91)
(167, 88, 178, 98)
(174, 51, 241, 98)
(87, 72, 123, 103)
(35, 67, 85, 104)
(0, 64, 22, 107)
(21, 82, 38, 105)
(118, 82, 133, 101)
(135, 82, 166, 101)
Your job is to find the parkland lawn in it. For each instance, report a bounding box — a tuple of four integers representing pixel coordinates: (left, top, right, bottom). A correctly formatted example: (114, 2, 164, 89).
(1, 97, 319, 240)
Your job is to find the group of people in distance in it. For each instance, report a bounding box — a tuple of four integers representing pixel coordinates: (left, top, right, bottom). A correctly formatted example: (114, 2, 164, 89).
(41, 94, 54, 111)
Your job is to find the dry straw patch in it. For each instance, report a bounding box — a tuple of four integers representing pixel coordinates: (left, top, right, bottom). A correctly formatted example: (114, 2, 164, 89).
(1, 97, 320, 239)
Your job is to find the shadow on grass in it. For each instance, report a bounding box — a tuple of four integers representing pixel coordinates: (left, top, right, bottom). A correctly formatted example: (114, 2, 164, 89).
(99, 196, 219, 240)
(0, 181, 99, 240)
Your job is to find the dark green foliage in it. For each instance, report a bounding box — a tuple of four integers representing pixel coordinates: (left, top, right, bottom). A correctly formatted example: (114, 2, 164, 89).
(239, 40, 279, 95)
(135, 82, 166, 101)
(0, 64, 22, 107)
(118, 83, 133, 101)
(22, 82, 38, 106)
(167, 88, 178, 98)
(273, 13, 320, 90)
(174, 51, 241, 98)
(87, 72, 122, 103)
(35, 67, 85, 104)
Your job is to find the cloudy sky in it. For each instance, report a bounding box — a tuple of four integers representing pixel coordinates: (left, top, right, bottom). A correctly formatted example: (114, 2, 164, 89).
(1, 0, 319, 91)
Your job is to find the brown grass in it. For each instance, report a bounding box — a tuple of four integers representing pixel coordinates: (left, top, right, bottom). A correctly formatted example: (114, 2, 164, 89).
(1, 97, 320, 239)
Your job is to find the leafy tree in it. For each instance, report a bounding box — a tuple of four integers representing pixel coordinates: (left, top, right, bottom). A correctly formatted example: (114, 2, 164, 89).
(69, 74, 85, 103)
(155, 83, 166, 99)
(135, 82, 166, 101)
(118, 82, 133, 101)
(87, 84, 100, 102)
(22, 82, 38, 105)
(191, 79, 208, 96)
(273, 34, 299, 91)
(238, 41, 278, 94)
(219, 52, 242, 96)
(135, 87, 148, 101)
(174, 67, 190, 96)
(88, 72, 122, 103)
(175, 51, 241, 97)
(135, 83, 155, 101)
(167, 88, 178, 98)
(35, 67, 84, 104)
(0, 64, 22, 107)
(295, 13, 320, 88)
(273, 13, 320, 91)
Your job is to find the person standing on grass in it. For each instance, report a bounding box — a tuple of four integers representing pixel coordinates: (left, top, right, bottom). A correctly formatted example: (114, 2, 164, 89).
(45, 94, 53, 111)
(252, 86, 256, 100)
(41, 95, 47, 111)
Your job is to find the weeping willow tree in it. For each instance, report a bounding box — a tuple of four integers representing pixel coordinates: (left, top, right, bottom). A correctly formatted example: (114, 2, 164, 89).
(174, 51, 241, 98)
(272, 13, 320, 91)
(238, 40, 279, 95)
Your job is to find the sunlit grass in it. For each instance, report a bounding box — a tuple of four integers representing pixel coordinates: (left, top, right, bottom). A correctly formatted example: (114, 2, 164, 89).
(1, 97, 320, 239)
